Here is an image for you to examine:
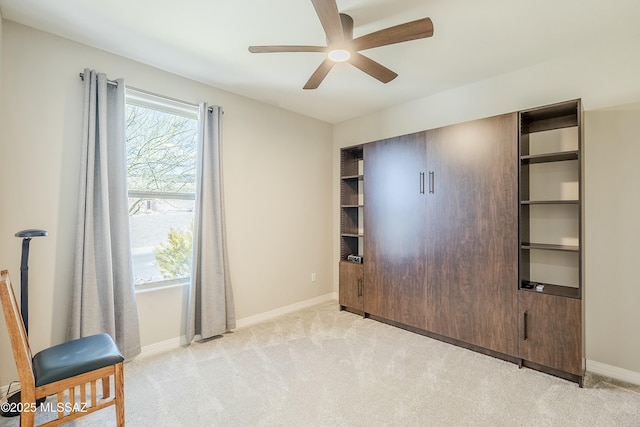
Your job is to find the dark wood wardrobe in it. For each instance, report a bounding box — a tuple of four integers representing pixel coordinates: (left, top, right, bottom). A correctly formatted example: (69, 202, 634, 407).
(339, 100, 584, 385)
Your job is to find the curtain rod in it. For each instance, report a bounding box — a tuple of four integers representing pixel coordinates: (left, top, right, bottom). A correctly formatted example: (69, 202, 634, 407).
(79, 72, 119, 87)
(78, 72, 217, 112)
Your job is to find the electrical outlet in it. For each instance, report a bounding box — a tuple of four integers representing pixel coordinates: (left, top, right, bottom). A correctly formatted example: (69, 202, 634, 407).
(311, 273, 317, 282)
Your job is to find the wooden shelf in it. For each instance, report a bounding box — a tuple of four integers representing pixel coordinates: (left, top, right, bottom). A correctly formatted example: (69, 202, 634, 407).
(341, 232, 363, 238)
(521, 242, 579, 252)
(521, 150, 579, 164)
(520, 100, 580, 134)
(521, 200, 579, 205)
(519, 282, 580, 299)
(339, 260, 363, 266)
(341, 174, 363, 180)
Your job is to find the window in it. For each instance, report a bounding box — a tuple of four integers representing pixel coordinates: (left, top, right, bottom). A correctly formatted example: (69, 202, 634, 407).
(125, 89, 199, 290)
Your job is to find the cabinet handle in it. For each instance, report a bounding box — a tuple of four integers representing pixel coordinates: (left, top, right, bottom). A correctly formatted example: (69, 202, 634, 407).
(357, 278, 363, 297)
(428, 171, 435, 194)
(419, 172, 425, 194)
(523, 311, 528, 341)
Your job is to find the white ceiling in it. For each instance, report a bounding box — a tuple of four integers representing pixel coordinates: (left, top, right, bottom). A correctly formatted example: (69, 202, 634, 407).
(2, 0, 640, 123)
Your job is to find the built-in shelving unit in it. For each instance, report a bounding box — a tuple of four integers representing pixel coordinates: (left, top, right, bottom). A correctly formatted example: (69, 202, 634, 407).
(518, 99, 584, 384)
(518, 99, 582, 299)
(335, 103, 586, 384)
(339, 145, 364, 312)
(339, 146, 364, 261)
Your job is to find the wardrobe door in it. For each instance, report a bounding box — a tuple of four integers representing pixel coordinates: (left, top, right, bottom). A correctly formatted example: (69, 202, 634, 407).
(426, 114, 519, 355)
(363, 132, 428, 330)
(518, 291, 583, 376)
(339, 262, 363, 312)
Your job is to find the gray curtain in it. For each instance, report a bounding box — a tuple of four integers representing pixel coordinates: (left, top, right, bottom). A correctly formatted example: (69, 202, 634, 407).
(69, 69, 141, 358)
(186, 104, 236, 343)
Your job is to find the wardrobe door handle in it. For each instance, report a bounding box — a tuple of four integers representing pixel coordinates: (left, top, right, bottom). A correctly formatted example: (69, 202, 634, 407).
(428, 171, 435, 194)
(523, 311, 528, 341)
(419, 172, 425, 194)
(357, 278, 363, 297)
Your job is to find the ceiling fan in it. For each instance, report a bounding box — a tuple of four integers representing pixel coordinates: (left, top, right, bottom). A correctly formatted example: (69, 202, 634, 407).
(248, 0, 434, 90)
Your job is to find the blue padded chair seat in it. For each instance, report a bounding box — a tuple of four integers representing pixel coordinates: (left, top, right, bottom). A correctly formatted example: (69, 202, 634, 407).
(32, 333, 124, 387)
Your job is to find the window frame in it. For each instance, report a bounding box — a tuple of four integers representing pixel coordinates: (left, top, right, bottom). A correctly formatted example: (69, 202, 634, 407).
(124, 88, 199, 292)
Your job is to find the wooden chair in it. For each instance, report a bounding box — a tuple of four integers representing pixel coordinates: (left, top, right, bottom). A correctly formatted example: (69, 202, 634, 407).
(0, 270, 125, 426)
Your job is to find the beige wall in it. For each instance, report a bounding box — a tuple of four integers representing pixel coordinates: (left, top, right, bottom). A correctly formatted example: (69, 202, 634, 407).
(2, 12, 640, 388)
(0, 10, 3, 101)
(584, 107, 640, 374)
(332, 34, 640, 376)
(0, 21, 333, 385)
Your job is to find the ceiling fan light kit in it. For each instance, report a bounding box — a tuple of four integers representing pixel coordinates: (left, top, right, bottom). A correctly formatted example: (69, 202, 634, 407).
(328, 49, 350, 62)
(248, 0, 434, 89)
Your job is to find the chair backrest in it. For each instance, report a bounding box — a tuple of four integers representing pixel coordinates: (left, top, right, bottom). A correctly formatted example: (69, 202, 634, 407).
(0, 270, 36, 388)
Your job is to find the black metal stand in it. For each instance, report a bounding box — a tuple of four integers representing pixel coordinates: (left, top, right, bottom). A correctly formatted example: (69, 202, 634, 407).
(15, 229, 48, 334)
(0, 229, 47, 418)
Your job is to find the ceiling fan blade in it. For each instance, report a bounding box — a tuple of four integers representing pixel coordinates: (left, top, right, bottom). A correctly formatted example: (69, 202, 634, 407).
(352, 18, 434, 51)
(349, 52, 398, 84)
(249, 45, 328, 53)
(303, 58, 335, 90)
(311, 0, 344, 45)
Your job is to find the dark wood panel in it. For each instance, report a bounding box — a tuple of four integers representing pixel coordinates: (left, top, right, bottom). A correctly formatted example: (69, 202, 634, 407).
(426, 113, 519, 355)
(366, 313, 521, 366)
(339, 261, 363, 311)
(518, 291, 583, 376)
(363, 132, 428, 330)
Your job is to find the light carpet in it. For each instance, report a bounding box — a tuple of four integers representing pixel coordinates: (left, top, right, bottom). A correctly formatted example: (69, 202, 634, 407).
(1, 301, 639, 426)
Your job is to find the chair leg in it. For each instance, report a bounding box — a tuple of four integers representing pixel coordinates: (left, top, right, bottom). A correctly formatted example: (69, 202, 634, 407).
(20, 409, 35, 427)
(115, 363, 125, 427)
(19, 389, 37, 427)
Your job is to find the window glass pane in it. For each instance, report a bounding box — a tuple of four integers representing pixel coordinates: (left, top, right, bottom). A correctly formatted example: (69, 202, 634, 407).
(126, 104, 198, 194)
(129, 197, 195, 285)
(125, 96, 198, 289)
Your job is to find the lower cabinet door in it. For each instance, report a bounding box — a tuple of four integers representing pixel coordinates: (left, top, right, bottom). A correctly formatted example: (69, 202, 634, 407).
(518, 291, 583, 376)
(339, 262, 363, 312)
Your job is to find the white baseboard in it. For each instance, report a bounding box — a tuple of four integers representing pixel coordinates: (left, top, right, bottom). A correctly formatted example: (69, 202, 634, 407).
(587, 359, 640, 386)
(236, 292, 337, 329)
(136, 292, 338, 358)
(137, 336, 187, 359)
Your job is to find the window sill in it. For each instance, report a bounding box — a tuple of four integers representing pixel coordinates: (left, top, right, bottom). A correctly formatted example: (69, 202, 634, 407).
(134, 279, 190, 294)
